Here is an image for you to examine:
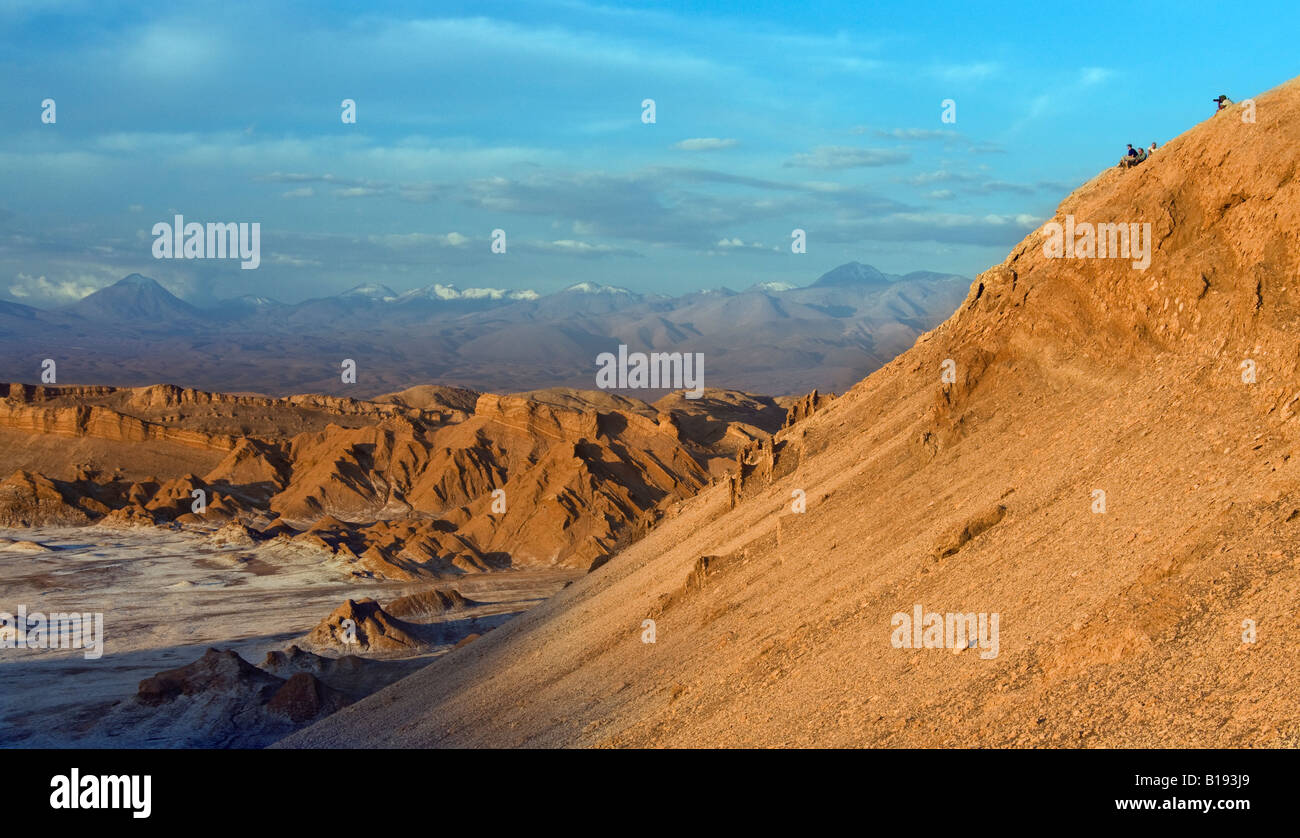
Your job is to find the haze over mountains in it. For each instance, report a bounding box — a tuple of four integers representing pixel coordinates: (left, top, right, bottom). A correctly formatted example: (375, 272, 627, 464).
(0, 264, 968, 397)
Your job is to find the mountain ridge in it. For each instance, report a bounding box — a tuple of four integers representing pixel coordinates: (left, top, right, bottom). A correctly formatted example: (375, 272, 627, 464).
(0, 263, 969, 396)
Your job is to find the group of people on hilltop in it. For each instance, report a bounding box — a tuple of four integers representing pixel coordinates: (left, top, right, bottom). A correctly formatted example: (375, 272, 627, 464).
(1116, 94, 1234, 170)
(1118, 141, 1158, 168)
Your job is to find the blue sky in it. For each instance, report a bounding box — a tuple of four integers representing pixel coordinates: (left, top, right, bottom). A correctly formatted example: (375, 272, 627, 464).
(1, 0, 1296, 306)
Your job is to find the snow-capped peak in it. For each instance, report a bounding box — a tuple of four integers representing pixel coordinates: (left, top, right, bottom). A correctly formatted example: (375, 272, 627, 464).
(339, 283, 398, 302)
(397, 284, 539, 302)
(752, 281, 796, 292)
(564, 282, 632, 295)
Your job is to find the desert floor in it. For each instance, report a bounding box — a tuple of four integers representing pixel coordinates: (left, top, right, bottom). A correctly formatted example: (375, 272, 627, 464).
(0, 526, 578, 747)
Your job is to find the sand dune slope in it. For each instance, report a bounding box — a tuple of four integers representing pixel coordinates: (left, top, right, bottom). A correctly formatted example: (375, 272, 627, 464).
(281, 78, 1300, 747)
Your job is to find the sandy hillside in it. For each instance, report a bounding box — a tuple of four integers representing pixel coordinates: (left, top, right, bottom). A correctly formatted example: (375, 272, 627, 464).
(281, 77, 1300, 748)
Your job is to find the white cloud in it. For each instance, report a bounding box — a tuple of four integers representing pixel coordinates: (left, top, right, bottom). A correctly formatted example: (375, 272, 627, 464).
(673, 138, 740, 151)
(367, 232, 471, 248)
(8, 272, 104, 303)
(785, 146, 909, 169)
(1079, 67, 1114, 86)
(335, 186, 387, 199)
(528, 239, 638, 257)
(269, 254, 321, 268)
(715, 237, 766, 249)
(120, 23, 226, 80)
(931, 62, 1001, 83)
(872, 128, 956, 140)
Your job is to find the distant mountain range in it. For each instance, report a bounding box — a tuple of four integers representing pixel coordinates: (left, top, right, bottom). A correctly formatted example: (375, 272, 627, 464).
(0, 264, 971, 396)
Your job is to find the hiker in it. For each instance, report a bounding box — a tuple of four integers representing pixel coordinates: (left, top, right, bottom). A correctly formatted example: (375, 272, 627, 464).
(1214, 94, 1232, 112)
(1118, 143, 1147, 168)
(1148, 142, 1158, 156)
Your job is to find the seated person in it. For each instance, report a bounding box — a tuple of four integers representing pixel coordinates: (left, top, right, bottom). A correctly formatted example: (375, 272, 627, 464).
(1119, 144, 1145, 167)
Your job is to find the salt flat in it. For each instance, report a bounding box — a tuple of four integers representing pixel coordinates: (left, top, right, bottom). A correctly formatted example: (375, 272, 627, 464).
(0, 526, 577, 747)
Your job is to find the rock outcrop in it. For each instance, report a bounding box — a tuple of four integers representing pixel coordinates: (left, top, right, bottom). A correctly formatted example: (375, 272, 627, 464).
(303, 598, 426, 654)
(0, 383, 790, 577)
(84, 646, 419, 748)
